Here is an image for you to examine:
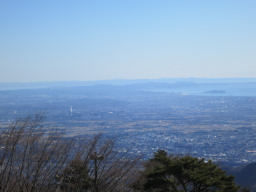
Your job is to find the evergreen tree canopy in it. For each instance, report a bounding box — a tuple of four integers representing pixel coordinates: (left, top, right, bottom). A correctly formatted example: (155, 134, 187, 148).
(134, 150, 239, 192)
(59, 159, 92, 192)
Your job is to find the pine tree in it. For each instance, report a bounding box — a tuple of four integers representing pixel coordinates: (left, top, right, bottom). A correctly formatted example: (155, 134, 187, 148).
(133, 150, 239, 192)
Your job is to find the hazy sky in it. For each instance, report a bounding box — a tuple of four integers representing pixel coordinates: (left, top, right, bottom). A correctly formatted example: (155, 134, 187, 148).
(0, 0, 256, 82)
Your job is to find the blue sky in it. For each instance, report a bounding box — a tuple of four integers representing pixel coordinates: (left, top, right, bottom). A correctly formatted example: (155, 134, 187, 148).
(0, 0, 255, 82)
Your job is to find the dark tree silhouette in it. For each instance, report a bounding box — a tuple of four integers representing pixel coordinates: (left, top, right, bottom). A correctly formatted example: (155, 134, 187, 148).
(58, 158, 92, 192)
(58, 134, 140, 192)
(133, 150, 239, 192)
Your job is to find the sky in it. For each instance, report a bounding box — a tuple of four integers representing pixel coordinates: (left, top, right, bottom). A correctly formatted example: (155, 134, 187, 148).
(0, 0, 256, 82)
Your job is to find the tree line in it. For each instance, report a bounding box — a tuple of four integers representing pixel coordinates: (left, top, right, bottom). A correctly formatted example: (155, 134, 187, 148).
(0, 115, 249, 192)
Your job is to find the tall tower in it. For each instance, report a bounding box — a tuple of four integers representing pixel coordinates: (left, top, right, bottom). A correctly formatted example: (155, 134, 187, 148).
(70, 106, 73, 117)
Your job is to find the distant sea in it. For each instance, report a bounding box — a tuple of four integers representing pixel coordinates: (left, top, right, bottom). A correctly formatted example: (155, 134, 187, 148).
(149, 82, 256, 97)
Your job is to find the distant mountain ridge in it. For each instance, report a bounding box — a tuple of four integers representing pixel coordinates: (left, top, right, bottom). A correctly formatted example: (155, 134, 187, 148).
(1, 78, 256, 91)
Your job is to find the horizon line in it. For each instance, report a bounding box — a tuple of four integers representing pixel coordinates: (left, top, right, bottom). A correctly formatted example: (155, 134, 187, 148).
(1, 77, 256, 84)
